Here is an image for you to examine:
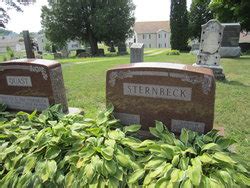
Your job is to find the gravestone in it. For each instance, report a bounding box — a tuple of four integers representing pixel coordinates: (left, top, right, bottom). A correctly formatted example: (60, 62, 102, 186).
(106, 63, 215, 137)
(220, 23, 241, 57)
(0, 59, 68, 112)
(109, 41, 116, 52)
(130, 43, 144, 63)
(117, 43, 128, 55)
(193, 20, 225, 80)
(23, 30, 35, 58)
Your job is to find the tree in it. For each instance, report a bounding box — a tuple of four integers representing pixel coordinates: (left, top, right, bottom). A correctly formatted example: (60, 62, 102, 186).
(210, 0, 250, 32)
(189, 0, 213, 40)
(41, 0, 135, 55)
(170, 0, 189, 51)
(0, 0, 35, 28)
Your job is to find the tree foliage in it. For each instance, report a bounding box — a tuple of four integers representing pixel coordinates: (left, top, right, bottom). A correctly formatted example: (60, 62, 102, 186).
(189, 0, 213, 40)
(170, 0, 189, 51)
(41, 0, 135, 55)
(210, 0, 250, 32)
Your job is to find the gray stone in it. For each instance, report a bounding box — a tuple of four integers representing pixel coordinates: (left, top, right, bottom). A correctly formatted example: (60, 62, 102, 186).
(130, 43, 144, 63)
(194, 20, 226, 80)
(219, 47, 241, 58)
(221, 23, 241, 47)
(219, 23, 241, 58)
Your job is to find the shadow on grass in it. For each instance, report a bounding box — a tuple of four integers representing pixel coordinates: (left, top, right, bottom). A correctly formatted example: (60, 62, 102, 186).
(239, 56, 250, 60)
(219, 79, 250, 87)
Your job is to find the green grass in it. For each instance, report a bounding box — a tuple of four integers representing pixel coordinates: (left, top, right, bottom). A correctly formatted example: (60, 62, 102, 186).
(58, 49, 250, 162)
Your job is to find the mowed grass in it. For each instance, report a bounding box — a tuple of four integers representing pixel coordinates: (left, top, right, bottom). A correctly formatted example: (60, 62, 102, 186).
(59, 49, 250, 162)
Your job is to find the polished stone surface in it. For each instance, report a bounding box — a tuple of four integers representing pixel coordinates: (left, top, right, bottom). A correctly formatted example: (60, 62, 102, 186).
(0, 59, 68, 112)
(106, 62, 216, 136)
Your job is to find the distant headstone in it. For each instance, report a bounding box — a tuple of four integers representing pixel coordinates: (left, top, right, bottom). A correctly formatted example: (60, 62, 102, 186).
(110, 41, 116, 52)
(220, 23, 241, 57)
(0, 59, 68, 112)
(23, 30, 35, 58)
(194, 20, 225, 80)
(130, 43, 144, 63)
(117, 43, 128, 55)
(106, 63, 215, 137)
(98, 48, 105, 56)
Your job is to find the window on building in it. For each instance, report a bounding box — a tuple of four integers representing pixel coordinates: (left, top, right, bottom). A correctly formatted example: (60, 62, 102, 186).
(158, 44, 161, 48)
(165, 43, 166, 47)
(165, 34, 167, 38)
(149, 34, 151, 39)
(149, 44, 151, 48)
(143, 34, 145, 39)
(158, 34, 161, 38)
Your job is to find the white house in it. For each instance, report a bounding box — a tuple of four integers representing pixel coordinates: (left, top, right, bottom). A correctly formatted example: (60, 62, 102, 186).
(131, 21, 171, 48)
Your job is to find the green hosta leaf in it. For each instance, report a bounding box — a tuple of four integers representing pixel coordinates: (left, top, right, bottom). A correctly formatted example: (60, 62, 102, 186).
(217, 170, 233, 186)
(188, 158, 202, 186)
(128, 169, 145, 184)
(234, 173, 250, 186)
(149, 127, 161, 138)
(36, 160, 57, 182)
(23, 156, 37, 174)
(101, 146, 114, 161)
(180, 178, 192, 188)
(155, 177, 169, 188)
(170, 168, 185, 182)
(178, 157, 189, 170)
(104, 160, 117, 175)
(200, 176, 211, 188)
(84, 163, 95, 182)
(213, 152, 236, 164)
(216, 138, 236, 149)
(116, 154, 132, 168)
(144, 158, 165, 169)
(45, 146, 61, 159)
(155, 121, 164, 132)
(201, 143, 220, 152)
(172, 155, 180, 167)
(198, 153, 216, 164)
(108, 177, 119, 188)
(114, 166, 123, 181)
(108, 129, 125, 140)
(123, 124, 141, 133)
(180, 129, 189, 146)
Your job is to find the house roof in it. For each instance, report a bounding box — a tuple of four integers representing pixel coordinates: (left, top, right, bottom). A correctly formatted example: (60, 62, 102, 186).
(134, 21, 170, 34)
(239, 33, 250, 43)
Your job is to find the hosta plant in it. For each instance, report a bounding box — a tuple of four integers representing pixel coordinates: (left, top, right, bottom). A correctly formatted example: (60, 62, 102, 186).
(125, 121, 250, 187)
(0, 104, 249, 187)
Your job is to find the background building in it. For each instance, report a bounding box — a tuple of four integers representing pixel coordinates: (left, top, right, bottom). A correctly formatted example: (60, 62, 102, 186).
(130, 21, 171, 48)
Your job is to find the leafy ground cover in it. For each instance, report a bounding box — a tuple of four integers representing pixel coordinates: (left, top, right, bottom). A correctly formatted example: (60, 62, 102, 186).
(0, 105, 249, 187)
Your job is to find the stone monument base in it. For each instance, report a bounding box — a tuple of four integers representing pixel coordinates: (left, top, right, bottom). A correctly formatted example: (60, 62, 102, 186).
(193, 64, 226, 80)
(219, 47, 241, 58)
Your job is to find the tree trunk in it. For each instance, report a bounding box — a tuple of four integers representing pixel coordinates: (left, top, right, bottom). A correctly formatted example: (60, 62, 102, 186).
(88, 31, 98, 56)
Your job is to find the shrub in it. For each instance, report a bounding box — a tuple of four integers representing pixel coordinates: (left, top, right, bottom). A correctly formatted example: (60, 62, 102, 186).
(166, 49, 180, 55)
(0, 105, 249, 187)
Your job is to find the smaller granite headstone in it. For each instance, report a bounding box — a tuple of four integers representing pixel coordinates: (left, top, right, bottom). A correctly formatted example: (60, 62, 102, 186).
(117, 43, 128, 55)
(110, 41, 116, 53)
(220, 23, 241, 57)
(0, 59, 68, 112)
(194, 20, 225, 80)
(106, 63, 215, 137)
(130, 43, 144, 63)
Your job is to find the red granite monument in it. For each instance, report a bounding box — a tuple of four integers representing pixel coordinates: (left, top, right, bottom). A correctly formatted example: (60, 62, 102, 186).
(0, 59, 68, 112)
(106, 62, 216, 136)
